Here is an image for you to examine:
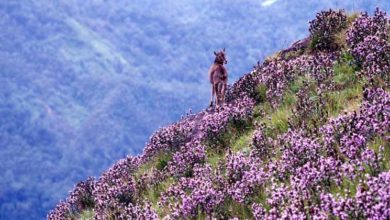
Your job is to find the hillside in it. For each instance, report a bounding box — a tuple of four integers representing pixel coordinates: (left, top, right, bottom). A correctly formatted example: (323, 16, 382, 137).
(3, 2, 390, 219)
(48, 8, 389, 219)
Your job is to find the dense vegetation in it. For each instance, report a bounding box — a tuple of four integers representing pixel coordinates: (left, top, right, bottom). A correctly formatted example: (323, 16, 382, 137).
(48, 8, 390, 219)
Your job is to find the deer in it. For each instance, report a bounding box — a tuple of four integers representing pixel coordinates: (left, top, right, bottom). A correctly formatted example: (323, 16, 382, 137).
(208, 48, 228, 109)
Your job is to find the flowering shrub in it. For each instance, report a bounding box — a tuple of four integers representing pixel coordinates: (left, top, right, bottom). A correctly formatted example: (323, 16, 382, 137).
(251, 203, 266, 220)
(160, 164, 226, 219)
(226, 71, 260, 102)
(321, 87, 389, 161)
(67, 177, 95, 213)
(199, 95, 255, 141)
(290, 80, 328, 130)
(351, 35, 390, 80)
(347, 8, 390, 82)
(118, 201, 158, 220)
(47, 177, 95, 219)
(290, 156, 341, 191)
(141, 116, 195, 161)
(320, 171, 390, 219)
(167, 140, 206, 177)
(255, 52, 337, 108)
(301, 53, 337, 87)
(47, 201, 71, 220)
(279, 130, 322, 176)
(226, 152, 268, 203)
(251, 124, 273, 158)
(347, 8, 389, 49)
(256, 59, 293, 107)
(309, 9, 347, 51)
(92, 156, 139, 219)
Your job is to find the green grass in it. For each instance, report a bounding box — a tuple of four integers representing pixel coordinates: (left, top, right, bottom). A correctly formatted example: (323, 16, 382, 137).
(261, 91, 297, 136)
(144, 178, 174, 204)
(347, 12, 360, 26)
(134, 152, 176, 217)
(325, 83, 362, 117)
(253, 78, 303, 137)
(368, 135, 390, 171)
(78, 209, 94, 220)
(252, 186, 269, 210)
(206, 148, 225, 169)
(134, 151, 172, 178)
(231, 129, 255, 153)
(333, 57, 356, 86)
(256, 84, 267, 103)
(334, 29, 347, 49)
(221, 198, 253, 219)
(263, 107, 291, 135)
(322, 49, 365, 117)
(289, 76, 307, 94)
(329, 177, 358, 197)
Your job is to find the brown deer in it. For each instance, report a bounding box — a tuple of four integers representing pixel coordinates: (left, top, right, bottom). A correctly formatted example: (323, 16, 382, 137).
(208, 48, 228, 109)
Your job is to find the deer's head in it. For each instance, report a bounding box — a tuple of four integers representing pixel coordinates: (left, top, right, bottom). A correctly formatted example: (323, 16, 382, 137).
(214, 48, 227, 65)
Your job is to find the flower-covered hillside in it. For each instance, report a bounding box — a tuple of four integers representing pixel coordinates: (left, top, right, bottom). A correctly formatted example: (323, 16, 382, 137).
(48, 8, 389, 219)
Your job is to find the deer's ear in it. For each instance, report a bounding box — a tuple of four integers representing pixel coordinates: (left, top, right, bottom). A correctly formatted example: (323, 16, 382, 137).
(214, 51, 217, 55)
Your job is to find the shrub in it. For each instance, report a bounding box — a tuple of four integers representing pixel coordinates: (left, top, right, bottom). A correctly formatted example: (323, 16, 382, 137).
(347, 8, 389, 49)
(309, 9, 347, 51)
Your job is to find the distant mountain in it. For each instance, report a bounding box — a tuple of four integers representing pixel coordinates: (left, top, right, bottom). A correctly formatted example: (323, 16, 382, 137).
(1, 1, 390, 219)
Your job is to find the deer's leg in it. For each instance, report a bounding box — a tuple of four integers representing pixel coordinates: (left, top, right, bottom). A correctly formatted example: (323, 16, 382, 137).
(214, 84, 218, 109)
(221, 83, 226, 105)
(216, 83, 222, 108)
(210, 84, 215, 107)
(214, 83, 218, 108)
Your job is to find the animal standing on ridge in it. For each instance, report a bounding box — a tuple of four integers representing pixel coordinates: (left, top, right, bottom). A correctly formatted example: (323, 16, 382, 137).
(209, 48, 228, 109)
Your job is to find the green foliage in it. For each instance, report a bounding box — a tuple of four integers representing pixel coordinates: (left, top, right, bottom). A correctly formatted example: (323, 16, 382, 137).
(253, 105, 263, 118)
(329, 177, 358, 197)
(334, 12, 359, 50)
(146, 178, 174, 204)
(156, 154, 171, 171)
(368, 135, 390, 171)
(205, 118, 254, 152)
(213, 198, 253, 219)
(231, 129, 255, 153)
(206, 147, 226, 170)
(257, 84, 268, 103)
(347, 12, 360, 26)
(325, 83, 362, 117)
(288, 76, 307, 93)
(264, 106, 291, 135)
(135, 152, 172, 178)
(78, 209, 94, 220)
(333, 51, 358, 85)
(309, 35, 321, 51)
(252, 188, 268, 210)
(261, 91, 297, 136)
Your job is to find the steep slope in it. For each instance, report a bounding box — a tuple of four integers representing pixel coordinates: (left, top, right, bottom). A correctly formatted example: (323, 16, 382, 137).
(50, 8, 390, 220)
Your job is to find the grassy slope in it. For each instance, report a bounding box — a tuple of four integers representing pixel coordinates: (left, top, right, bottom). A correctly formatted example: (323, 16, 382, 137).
(78, 14, 389, 219)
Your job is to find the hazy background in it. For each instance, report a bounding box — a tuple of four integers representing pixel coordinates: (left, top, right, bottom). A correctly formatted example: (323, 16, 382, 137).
(1, 0, 389, 219)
